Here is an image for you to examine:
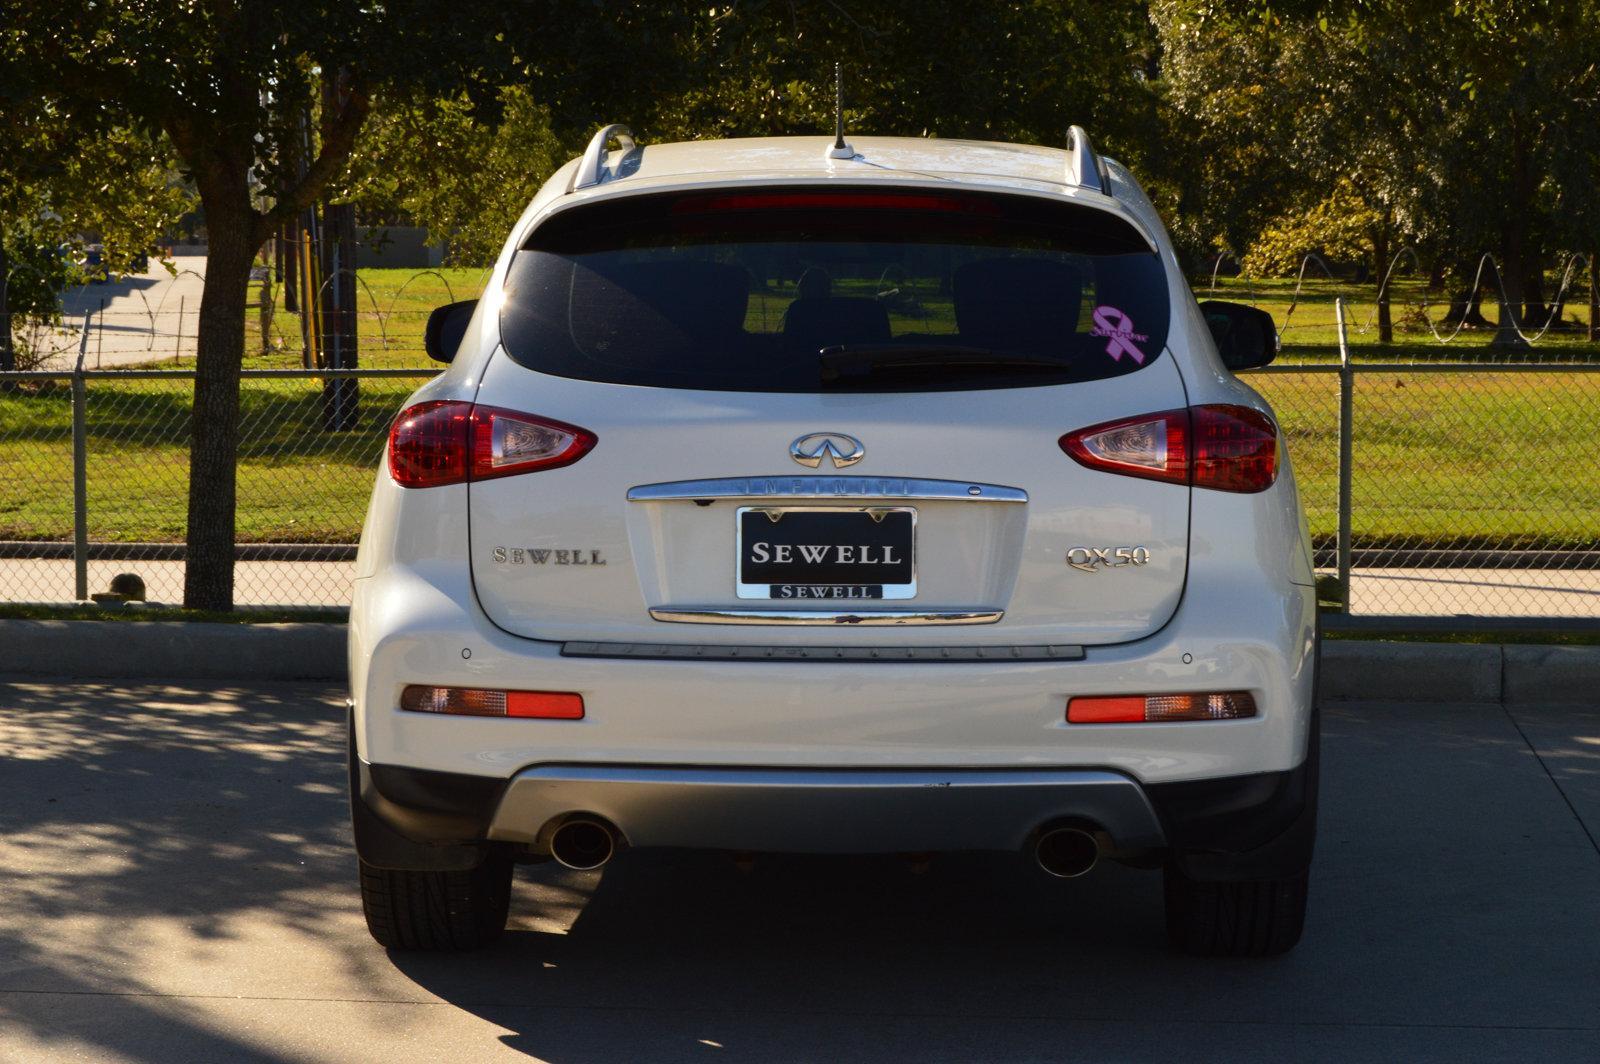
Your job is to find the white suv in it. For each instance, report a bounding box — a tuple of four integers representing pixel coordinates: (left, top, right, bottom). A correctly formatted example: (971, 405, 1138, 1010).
(349, 126, 1319, 957)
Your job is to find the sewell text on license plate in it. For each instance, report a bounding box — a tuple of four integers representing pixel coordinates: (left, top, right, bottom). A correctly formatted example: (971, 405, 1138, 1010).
(735, 506, 916, 600)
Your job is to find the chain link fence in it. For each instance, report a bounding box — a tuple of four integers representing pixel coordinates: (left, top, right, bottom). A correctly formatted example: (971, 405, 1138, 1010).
(0, 368, 435, 606)
(3, 359, 1597, 620)
(3, 259, 1598, 622)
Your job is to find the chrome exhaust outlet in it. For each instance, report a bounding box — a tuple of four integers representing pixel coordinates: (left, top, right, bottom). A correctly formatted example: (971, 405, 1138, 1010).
(549, 817, 617, 871)
(1034, 825, 1100, 879)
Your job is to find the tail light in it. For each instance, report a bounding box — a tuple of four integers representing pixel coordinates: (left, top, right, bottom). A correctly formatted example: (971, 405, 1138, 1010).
(1059, 404, 1277, 493)
(388, 401, 595, 488)
(1067, 692, 1256, 724)
(400, 685, 585, 719)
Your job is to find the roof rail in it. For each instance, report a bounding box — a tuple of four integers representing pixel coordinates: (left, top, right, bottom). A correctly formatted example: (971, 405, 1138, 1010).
(569, 123, 637, 192)
(1064, 125, 1108, 195)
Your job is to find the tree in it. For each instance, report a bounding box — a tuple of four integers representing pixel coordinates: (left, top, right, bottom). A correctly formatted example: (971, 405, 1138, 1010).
(1, 2, 547, 608)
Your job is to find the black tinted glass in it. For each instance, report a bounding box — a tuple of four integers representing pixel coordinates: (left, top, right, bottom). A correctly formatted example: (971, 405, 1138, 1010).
(500, 189, 1170, 392)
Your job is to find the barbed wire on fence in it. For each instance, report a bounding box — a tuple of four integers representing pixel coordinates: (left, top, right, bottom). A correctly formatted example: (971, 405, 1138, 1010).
(1208, 247, 1598, 357)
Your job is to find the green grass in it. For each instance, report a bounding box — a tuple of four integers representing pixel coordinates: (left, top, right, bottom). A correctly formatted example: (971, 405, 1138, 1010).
(247, 266, 490, 369)
(1249, 370, 1600, 550)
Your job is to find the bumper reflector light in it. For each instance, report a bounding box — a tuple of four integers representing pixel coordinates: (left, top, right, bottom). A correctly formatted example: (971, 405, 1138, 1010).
(400, 685, 584, 720)
(1067, 692, 1256, 724)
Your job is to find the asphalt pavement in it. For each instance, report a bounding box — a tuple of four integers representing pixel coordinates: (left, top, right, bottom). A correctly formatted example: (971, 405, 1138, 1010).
(0, 681, 1596, 1063)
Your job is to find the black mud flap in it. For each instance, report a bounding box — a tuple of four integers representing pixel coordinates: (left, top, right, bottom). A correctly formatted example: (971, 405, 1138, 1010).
(347, 706, 501, 872)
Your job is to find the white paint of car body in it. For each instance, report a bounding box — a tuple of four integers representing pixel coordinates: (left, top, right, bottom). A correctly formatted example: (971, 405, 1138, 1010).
(350, 134, 1318, 792)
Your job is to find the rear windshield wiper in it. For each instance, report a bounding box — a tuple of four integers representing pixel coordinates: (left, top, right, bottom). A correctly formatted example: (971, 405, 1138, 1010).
(818, 344, 1069, 382)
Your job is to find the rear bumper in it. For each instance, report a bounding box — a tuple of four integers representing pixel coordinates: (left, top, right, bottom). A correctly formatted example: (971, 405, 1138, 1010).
(486, 764, 1167, 853)
(354, 753, 1315, 881)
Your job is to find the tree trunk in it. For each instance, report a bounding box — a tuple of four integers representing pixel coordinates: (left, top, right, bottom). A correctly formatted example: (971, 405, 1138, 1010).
(257, 258, 275, 355)
(1522, 267, 1549, 330)
(1589, 250, 1598, 344)
(319, 200, 359, 430)
(183, 198, 258, 611)
(1491, 243, 1530, 350)
(1491, 122, 1534, 350)
(283, 220, 299, 314)
(0, 237, 12, 373)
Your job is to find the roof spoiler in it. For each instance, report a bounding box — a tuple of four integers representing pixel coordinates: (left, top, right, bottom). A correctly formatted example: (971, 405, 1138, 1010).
(1065, 125, 1109, 195)
(568, 123, 638, 192)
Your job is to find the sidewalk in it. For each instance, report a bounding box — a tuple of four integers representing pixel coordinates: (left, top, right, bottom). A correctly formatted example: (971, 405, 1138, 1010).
(7, 555, 1600, 615)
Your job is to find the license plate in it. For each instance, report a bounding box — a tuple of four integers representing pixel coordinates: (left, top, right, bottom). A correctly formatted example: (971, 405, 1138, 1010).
(736, 507, 916, 600)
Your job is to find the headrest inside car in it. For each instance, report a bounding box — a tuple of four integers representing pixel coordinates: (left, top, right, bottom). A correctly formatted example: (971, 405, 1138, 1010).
(954, 259, 1084, 352)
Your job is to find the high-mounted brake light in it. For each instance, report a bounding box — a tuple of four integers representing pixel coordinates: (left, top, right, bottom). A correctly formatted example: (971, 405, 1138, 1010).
(1059, 404, 1277, 493)
(387, 402, 595, 488)
(400, 685, 585, 719)
(673, 191, 1001, 215)
(1067, 692, 1256, 724)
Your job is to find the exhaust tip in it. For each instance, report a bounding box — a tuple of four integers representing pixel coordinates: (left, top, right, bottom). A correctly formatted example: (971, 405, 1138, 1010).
(1034, 825, 1100, 879)
(549, 817, 617, 871)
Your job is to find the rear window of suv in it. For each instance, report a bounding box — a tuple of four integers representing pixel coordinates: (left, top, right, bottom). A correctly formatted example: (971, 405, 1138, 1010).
(499, 187, 1170, 392)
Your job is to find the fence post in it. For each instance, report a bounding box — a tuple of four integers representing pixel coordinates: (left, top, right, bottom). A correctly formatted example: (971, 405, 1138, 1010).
(72, 310, 91, 601)
(1335, 297, 1353, 614)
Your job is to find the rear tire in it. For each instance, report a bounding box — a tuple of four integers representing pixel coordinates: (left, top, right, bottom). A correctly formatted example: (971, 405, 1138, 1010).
(359, 853, 513, 951)
(1162, 864, 1309, 956)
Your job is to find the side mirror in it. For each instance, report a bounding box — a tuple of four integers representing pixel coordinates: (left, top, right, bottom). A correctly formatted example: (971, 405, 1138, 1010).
(1198, 300, 1279, 371)
(424, 299, 478, 363)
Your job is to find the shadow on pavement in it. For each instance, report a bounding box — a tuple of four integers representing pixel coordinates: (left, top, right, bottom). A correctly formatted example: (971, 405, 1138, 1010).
(2, 681, 1597, 1063)
(0, 679, 354, 1063)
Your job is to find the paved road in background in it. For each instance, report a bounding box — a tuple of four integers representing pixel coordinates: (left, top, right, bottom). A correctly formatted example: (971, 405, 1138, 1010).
(0, 680, 1596, 1062)
(42, 254, 208, 369)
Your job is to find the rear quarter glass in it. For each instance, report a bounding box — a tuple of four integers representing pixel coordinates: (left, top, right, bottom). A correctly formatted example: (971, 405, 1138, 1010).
(499, 188, 1170, 393)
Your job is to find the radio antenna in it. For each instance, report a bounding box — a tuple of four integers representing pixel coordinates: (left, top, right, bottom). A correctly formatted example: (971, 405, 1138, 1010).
(827, 62, 855, 159)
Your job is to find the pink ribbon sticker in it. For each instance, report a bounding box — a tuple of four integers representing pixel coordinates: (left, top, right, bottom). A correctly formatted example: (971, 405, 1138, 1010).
(1090, 305, 1149, 364)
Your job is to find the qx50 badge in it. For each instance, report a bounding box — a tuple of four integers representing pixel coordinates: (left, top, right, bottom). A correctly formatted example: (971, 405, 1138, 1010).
(1066, 545, 1151, 573)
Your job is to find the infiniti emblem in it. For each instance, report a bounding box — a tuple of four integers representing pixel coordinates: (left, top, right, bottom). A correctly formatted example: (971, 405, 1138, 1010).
(790, 432, 864, 469)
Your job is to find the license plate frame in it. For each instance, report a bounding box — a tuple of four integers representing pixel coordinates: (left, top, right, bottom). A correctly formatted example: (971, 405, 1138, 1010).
(735, 506, 917, 600)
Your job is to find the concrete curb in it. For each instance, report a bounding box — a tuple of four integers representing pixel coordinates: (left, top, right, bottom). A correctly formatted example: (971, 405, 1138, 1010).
(1322, 639, 1600, 704)
(2, 620, 1595, 703)
(1320, 640, 1502, 703)
(1501, 644, 1600, 704)
(3, 620, 345, 682)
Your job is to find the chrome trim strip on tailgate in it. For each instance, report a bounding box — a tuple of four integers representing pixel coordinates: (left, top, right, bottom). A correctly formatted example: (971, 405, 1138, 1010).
(562, 640, 1084, 661)
(648, 608, 1003, 626)
(487, 765, 1167, 854)
(628, 476, 1027, 504)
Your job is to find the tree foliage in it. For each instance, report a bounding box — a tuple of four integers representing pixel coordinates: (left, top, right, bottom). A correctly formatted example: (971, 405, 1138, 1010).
(345, 86, 562, 266)
(1157, 0, 1600, 311)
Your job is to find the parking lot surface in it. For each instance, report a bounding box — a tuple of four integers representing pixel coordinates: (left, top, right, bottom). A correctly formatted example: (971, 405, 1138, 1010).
(0, 680, 1595, 1063)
